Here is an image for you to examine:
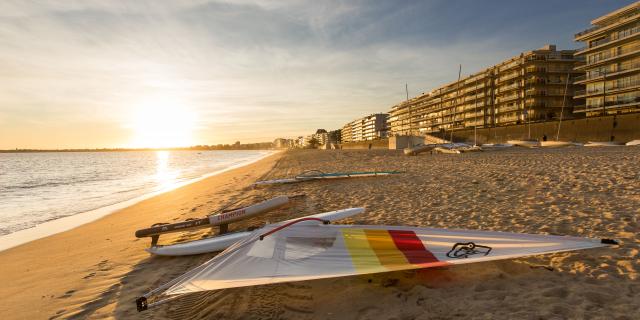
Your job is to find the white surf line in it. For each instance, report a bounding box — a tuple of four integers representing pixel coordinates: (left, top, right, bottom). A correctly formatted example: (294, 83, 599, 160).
(0, 150, 280, 252)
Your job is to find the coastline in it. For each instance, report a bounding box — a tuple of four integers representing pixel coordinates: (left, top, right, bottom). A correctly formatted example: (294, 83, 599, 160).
(1, 148, 638, 319)
(0, 150, 278, 252)
(0, 151, 282, 319)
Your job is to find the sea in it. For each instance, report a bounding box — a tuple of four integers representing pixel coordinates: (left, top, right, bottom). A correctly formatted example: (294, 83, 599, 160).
(0, 150, 273, 250)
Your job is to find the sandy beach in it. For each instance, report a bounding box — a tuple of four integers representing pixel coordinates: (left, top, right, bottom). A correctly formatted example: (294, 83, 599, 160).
(1, 147, 639, 319)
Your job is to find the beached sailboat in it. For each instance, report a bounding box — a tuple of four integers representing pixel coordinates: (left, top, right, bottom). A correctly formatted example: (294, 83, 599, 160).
(540, 141, 580, 148)
(147, 208, 364, 256)
(136, 216, 617, 311)
(626, 140, 640, 146)
(253, 170, 403, 186)
(540, 73, 576, 148)
(507, 140, 541, 148)
(584, 141, 625, 147)
(135, 195, 297, 246)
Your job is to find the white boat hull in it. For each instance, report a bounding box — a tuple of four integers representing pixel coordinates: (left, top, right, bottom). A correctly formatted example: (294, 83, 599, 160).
(625, 140, 640, 146)
(540, 141, 577, 148)
(147, 208, 365, 256)
(507, 140, 540, 148)
(584, 141, 624, 147)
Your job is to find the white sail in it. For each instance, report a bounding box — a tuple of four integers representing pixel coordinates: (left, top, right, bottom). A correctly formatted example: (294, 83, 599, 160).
(139, 223, 611, 308)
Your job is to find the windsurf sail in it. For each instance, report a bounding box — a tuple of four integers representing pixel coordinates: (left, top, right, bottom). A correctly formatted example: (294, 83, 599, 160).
(137, 221, 615, 311)
(253, 170, 403, 186)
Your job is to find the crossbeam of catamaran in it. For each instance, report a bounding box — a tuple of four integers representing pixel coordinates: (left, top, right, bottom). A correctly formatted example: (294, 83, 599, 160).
(135, 195, 304, 247)
(146, 208, 365, 256)
(136, 213, 617, 312)
(252, 170, 403, 186)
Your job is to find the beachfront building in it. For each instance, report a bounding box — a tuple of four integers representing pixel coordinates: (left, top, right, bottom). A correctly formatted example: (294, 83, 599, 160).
(342, 113, 389, 143)
(388, 45, 584, 136)
(573, 1, 640, 117)
(273, 138, 297, 149)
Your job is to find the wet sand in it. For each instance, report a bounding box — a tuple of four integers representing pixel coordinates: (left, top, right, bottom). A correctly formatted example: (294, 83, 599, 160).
(1, 147, 639, 319)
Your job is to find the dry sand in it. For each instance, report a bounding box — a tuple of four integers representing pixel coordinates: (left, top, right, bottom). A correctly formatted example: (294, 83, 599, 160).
(1, 147, 639, 319)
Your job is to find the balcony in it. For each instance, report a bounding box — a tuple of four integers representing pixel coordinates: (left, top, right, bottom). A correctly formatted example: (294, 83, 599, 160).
(498, 72, 522, 83)
(498, 105, 520, 113)
(525, 89, 546, 96)
(499, 60, 520, 72)
(575, 61, 640, 83)
(576, 26, 640, 55)
(575, 11, 640, 40)
(525, 67, 546, 73)
(574, 96, 640, 113)
(499, 82, 522, 93)
(582, 43, 640, 67)
(525, 78, 546, 85)
(577, 78, 640, 97)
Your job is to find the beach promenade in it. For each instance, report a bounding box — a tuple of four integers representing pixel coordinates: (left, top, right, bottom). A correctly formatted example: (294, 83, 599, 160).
(1, 148, 639, 319)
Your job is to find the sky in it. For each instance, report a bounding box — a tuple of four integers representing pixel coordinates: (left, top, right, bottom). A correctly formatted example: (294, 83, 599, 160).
(0, 0, 634, 149)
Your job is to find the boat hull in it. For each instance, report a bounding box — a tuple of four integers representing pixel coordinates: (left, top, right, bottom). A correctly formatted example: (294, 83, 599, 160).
(147, 208, 365, 256)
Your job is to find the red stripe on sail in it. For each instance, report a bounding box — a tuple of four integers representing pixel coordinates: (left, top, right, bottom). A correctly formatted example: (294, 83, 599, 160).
(388, 230, 439, 264)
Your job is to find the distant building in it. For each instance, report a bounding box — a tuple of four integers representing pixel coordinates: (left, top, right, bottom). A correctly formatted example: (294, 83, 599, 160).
(342, 113, 389, 143)
(273, 138, 296, 149)
(573, 1, 640, 117)
(388, 45, 584, 136)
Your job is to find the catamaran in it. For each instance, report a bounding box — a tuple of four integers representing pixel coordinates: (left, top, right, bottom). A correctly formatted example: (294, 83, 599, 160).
(253, 170, 403, 186)
(136, 212, 617, 311)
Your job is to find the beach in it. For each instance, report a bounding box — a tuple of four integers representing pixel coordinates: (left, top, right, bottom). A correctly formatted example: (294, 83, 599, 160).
(1, 147, 639, 319)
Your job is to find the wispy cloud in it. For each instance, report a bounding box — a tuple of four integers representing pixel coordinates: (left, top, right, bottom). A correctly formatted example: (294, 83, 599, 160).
(0, 0, 633, 148)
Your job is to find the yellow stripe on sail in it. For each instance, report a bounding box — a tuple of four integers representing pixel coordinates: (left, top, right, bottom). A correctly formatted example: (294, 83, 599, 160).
(363, 229, 410, 270)
(341, 228, 384, 273)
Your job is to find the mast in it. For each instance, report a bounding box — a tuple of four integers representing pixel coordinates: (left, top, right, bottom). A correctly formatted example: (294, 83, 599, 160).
(450, 64, 462, 143)
(556, 72, 570, 141)
(406, 83, 412, 147)
(474, 78, 479, 146)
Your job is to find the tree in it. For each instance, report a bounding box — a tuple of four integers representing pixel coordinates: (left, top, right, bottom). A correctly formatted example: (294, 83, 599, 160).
(307, 137, 320, 149)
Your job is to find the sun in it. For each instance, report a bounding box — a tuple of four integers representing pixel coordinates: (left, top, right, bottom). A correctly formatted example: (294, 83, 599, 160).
(129, 96, 197, 148)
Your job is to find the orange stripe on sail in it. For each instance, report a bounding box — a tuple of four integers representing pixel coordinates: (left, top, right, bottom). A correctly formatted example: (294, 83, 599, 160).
(363, 229, 410, 270)
(341, 228, 384, 273)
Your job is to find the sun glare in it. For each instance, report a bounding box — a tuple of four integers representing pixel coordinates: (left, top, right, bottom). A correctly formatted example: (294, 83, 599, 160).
(129, 96, 196, 148)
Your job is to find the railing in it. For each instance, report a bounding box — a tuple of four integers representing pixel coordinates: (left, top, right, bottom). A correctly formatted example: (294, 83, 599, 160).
(575, 25, 601, 38)
(499, 94, 521, 103)
(500, 82, 521, 92)
(573, 74, 587, 82)
(577, 61, 640, 82)
(525, 78, 546, 85)
(572, 105, 587, 112)
(525, 102, 546, 108)
(525, 89, 546, 96)
(499, 72, 522, 82)
(577, 26, 640, 53)
(525, 67, 546, 73)
(578, 78, 640, 97)
(498, 105, 520, 113)
(587, 43, 640, 65)
(499, 60, 520, 72)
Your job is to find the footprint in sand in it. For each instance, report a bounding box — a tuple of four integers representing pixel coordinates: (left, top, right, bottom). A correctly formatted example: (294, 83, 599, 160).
(82, 272, 96, 279)
(57, 290, 76, 299)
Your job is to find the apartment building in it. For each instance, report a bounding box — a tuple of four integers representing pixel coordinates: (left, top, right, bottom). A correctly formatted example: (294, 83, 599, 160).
(573, 1, 640, 116)
(342, 113, 389, 143)
(388, 45, 583, 136)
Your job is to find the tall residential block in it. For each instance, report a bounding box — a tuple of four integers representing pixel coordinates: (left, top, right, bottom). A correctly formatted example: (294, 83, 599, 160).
(342, 113, 389, 143)
(388, 45, 583, 136)
(573, 1, 640, 116)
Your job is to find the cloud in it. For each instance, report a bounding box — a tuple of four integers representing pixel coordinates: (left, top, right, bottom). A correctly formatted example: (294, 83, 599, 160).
(0, 0, 633, 148)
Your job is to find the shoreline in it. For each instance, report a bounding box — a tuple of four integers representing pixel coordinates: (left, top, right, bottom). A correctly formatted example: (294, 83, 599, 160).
(0, 150, 283, 319)
(1, 148, 637, 319)
(0, 150, 278, 252)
